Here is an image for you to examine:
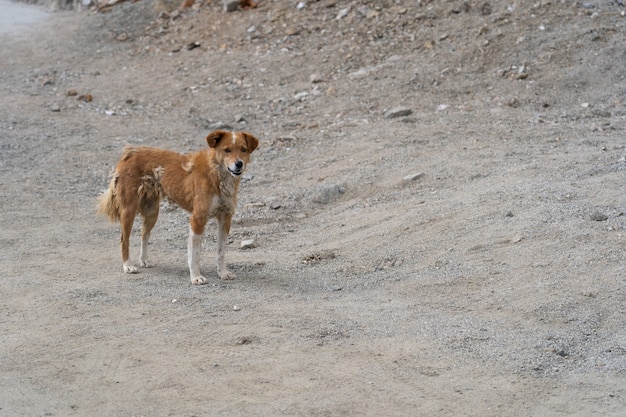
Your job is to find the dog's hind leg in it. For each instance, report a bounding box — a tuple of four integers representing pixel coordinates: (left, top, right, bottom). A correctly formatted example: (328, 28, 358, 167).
(139, 206, 158, 268)
(120, 208, 138, 274)
(216, 214, 236, 280)
(137, 167, 163, 269)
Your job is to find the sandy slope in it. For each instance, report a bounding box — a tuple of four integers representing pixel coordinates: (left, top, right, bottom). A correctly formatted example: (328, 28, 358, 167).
(1, 1, 625, 415)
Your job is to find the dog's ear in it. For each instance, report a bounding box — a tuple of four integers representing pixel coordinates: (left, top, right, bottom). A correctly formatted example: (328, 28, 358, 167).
(206, 130, 228, 148)
(243, 132, 259, 153)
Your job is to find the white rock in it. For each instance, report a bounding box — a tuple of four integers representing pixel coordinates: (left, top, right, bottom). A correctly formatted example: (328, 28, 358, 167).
(403, 173, 425, 182)
(240, 239, 257, 250)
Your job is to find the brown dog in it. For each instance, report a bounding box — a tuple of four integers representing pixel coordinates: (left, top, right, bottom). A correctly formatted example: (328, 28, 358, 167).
(97, 130, 259, 284)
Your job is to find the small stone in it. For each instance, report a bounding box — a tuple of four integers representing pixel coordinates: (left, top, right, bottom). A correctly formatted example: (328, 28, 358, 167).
(66, 89, 78, 97)
(294, 91, 309, 101)
(50, 104, 60, 112)
(336, 8, 349, 19)
(326, 285, 342, 292)
(403, 172, 425, 182)
(312, 184, 345, 204)
(240, 239, 257, 250)
(385, 107, 413, 119)
(591, 212, 608, 221)
(267, 198, 281, 210)
(233, 305, 241, 311)
(223, 0, 238, 12)
(186, 41, 201, 50)
(505, 211, 514, 217)
(310, 73, 323, 83)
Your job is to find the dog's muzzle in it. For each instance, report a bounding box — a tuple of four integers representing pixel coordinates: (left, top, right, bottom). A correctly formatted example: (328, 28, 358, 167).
(228, 160, 244, 176)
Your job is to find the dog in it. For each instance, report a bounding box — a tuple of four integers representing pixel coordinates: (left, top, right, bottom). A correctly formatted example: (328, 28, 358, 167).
(97, 130, 259, 284)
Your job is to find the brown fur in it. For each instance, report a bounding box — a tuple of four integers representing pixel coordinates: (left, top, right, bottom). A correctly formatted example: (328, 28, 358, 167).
(97, 130, 259, 284)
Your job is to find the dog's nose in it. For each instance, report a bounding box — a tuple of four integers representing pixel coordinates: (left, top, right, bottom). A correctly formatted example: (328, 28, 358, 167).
(235, 160, 243, 169)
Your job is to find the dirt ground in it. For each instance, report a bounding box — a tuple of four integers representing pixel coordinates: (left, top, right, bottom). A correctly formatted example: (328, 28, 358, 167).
(1, 0, 625, 415)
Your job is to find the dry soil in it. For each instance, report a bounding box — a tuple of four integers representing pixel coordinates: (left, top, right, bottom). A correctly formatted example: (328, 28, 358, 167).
(1, 0, 625, 416)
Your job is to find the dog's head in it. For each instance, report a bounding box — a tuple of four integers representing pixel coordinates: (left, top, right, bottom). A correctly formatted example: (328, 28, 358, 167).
(206, 130, 259, 177)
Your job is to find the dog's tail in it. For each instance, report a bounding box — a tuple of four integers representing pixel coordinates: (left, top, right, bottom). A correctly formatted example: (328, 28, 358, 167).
(97, 175, 121, 223)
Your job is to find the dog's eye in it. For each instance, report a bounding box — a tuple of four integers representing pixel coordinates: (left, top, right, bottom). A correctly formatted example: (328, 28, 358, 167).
(241, 148, 248, 153)
(224, 148, 231, 153)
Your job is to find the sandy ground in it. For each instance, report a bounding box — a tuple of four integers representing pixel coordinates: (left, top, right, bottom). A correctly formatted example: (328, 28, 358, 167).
(1, 0, 625, 415)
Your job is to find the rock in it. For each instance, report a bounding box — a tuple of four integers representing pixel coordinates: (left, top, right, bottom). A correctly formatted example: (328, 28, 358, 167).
(312, 184, 345, 204)
(240, 239, 257, 250)
(385, 107, 413, 119)
(302, 250, 336, 264)
(336, 8, 349, 19)
(50, 104, 61, 112)
(294, 91, 309, 101)
(505, 211, 514, 218)
(591, 212, 608, 221)
(186, 41, 201, 50)
(223, 0, 238, 12)
(266, 198, 281, 210)
(310, 73, 323, 83)
(403, 172, 425, 182)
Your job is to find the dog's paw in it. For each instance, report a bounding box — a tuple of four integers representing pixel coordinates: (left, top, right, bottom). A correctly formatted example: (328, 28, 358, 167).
(191, 275, 207, 285)
(139, 259, 150, 268)
(218, 270, 237, 280)
(123, 264, 139, 274)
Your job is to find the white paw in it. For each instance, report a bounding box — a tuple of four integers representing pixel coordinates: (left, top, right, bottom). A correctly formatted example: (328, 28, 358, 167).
(123, 264, 138, 274)
(191, 275, 207, 285)
(218, 270, 237, 280)
(139, 259, 150, 268)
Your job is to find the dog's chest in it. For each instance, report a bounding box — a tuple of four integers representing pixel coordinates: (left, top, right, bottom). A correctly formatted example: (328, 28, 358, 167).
(208, 192, 236, 217)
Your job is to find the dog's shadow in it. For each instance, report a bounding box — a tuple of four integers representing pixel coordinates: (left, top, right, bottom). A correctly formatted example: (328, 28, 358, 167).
(147, 261, 265, 284)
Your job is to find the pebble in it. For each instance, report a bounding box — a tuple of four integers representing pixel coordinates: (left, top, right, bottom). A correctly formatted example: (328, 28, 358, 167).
(312, 184, 345, 204)
(403, 172, 424, 182)
(50, 104, 61, 112)
(223, 0, 238, 12)
(385, 107, 413, 119)
(591, 212, 608, 221)
(240, 239, 257, 249)
(233, 305, 241, 311)
(294, 91, 309, 101)
(267, 198, 281, 210)
(310, 73, 323, 83)
(336, 8, 349, 19)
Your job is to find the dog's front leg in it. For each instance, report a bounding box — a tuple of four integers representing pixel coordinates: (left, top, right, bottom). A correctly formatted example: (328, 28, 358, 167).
(216, 214, 236, 280)
(188, 220, 207, 285)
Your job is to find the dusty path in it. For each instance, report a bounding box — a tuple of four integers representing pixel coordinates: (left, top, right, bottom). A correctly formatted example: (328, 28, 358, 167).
(0, 0, 50, 34)
(1, 1, 625, 415)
